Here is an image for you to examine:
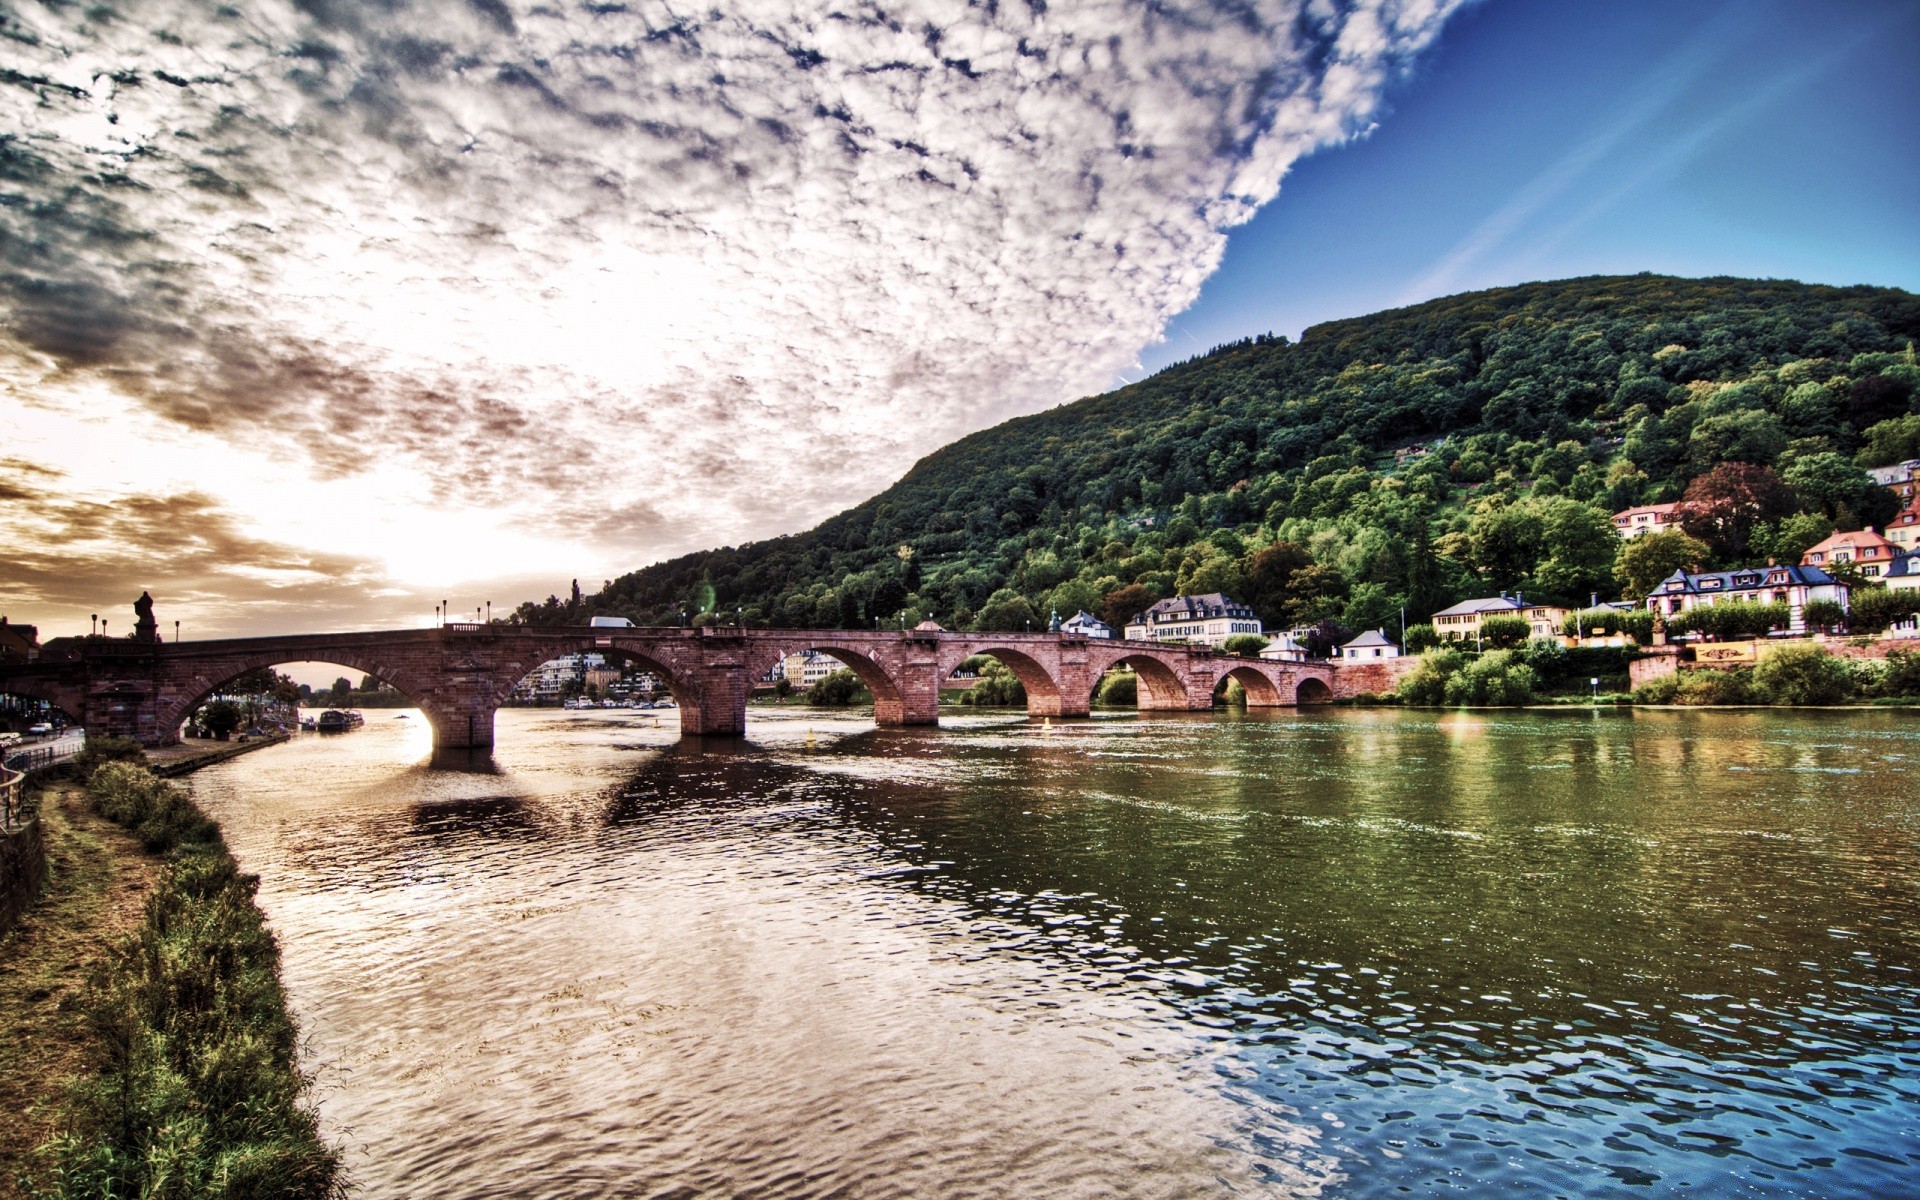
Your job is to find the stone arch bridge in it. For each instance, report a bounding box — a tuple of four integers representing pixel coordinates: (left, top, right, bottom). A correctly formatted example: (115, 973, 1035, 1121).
(0, 626, 1406, 750)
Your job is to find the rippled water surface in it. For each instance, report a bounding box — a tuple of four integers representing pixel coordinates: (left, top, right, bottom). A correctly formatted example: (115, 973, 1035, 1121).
(184, 705, 1920, 1198)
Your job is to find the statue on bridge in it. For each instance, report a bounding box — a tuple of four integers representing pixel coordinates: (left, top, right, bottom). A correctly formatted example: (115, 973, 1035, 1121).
(132, 592, 160, 643)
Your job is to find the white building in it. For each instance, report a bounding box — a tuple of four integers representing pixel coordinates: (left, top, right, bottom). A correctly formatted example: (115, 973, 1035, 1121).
(1058, 610, 1116, 638)
(1644, 564, 1848, 631)
(1866, 460, 1920, 495)
(1123, 594, 1262, 647)
(1885, 550, 1920, 594)
(1339, 630, 1401, 660)
(1258, 633, 1310, 662)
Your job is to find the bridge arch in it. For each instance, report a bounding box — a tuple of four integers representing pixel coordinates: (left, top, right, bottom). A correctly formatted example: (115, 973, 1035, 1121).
(155, 654, 430, 742)
(495, 641, 693, 710)
(1215, 664, 1286, 707)
(1102, 652, 1191, 711)
(749, 641, 907, 719)
(945, 645, 1067, 717)
(0, 679, 84, 727)
(1295, 677, 1334, 705)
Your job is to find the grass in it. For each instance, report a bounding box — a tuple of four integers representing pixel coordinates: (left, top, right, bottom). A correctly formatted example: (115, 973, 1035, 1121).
(0, 783, 160, 1198)
(20, 747, 345, 1200)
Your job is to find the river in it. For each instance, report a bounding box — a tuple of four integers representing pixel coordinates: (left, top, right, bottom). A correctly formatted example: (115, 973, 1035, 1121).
(182, 705, 1920, 1198)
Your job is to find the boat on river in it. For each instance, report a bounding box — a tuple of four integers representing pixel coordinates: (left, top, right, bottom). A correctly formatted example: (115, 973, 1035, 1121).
(316, 709, 365, 733)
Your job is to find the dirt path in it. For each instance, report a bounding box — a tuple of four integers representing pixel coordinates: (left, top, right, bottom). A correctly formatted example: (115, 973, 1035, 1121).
(0, 783, 161, 1197)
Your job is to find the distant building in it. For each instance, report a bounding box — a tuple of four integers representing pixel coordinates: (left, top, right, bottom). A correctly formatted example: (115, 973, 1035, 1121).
(1611, 502, 1681, 539)
(1430, 593, 1569, 642)
(782, 650, 845, 687)
(1801, 527, 1897, 577)
(1339, 630, 1401, 660)
(1059, 610, 1115, 639)
(1644, 564, 1847, 631)
(0, 618, 38, 662)
(1124, 594, 1262, 647)
(1866, 460, 1920, 496)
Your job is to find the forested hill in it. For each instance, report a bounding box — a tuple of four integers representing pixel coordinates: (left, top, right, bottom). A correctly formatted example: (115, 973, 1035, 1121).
(515, 274, 1920, 637)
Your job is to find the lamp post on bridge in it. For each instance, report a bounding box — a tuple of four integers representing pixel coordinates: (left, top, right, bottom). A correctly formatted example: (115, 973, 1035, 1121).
(90, 613, 98, 637)
(174, 620, 180, 644)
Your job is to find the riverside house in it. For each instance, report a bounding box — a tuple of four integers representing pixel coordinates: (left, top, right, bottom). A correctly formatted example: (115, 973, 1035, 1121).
(1430, 593, 1571, 642)
(1801, 527, 1897, 578)
(1645, 564, 1847, 632)
(1124, 594, 1262, 647)
(1610, 502, 1681, 538)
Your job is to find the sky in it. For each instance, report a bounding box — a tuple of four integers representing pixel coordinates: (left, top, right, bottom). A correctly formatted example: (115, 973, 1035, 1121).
(3, 0, 1917, 645)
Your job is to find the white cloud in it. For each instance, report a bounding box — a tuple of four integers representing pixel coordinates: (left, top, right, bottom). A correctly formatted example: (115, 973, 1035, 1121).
(1, 0, 1463, 633)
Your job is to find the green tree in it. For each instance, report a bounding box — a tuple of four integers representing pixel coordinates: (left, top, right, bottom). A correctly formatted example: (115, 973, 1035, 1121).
(1466, 500, 1544, 591)
(1615, 529, 1711, 599)
(1534, 499, 1620, 600)
(199, 700, 244, 739)
(807, 670, 870, 707)
(1782, 452, 1877, 519)
(974, 590, 1039, 632)
(1243, 541, 1314, 628)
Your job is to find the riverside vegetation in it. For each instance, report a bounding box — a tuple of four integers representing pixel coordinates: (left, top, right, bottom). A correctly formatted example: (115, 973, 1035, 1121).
(505, 275, 1920, 646)
(28, 739, 343, 1200)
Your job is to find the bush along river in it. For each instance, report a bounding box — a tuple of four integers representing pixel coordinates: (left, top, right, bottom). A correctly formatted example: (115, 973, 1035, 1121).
(174, 705, 1920, 1198)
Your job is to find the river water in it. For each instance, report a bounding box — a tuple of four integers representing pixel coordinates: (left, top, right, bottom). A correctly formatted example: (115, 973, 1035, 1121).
(183, 706, 1920, 1198)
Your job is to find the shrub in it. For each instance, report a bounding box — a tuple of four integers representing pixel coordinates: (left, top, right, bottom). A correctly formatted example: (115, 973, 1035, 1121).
(70, 736, 147, 783)
(1883, 649, 1920, 697)
(1442, 650, 1536, 706)
(1095, 670, 1137, 706)
(1220, 634, 1269, 658)
(86, 762, 220, 853)
(1751, 644, 1855, 705)
(1674, 669, 1755, 705)
(1477, 615, 1531, 649)
(1396, 648, 1465, 706)
(1403, 623, 1438, 652)
(806, 669, 872, 707)
(1632, 674, 1681, 704)
(1520, 637, 1569, 678)
(1801, 598, 1847, 632)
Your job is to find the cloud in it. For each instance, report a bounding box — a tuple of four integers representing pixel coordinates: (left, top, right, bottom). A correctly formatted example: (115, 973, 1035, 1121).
(0, 486, 413, 636)
(2, 0, 1464, 630)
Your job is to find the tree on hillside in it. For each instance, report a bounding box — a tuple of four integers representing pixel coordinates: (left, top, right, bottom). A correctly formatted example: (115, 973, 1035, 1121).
(1675, 463, 1797, 561)
(974, 590, 1038, 632)
(1242, 541, 1313, 628)
(1533, 499, 1621, 601)
(1615, 529, 1711, 599)
(1783, 452, 1881, 522)
(1101, 583, 1156, 632)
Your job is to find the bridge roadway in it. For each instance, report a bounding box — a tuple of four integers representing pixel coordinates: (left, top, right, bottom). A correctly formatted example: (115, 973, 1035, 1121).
(0, 625, 1406, 750)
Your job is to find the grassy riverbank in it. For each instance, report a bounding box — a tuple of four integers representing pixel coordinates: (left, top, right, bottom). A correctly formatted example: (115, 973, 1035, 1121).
(2, 742, 343, 1200)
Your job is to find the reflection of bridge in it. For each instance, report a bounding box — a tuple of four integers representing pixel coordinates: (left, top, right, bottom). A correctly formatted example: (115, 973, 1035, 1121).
(0, 627, 1407, 750)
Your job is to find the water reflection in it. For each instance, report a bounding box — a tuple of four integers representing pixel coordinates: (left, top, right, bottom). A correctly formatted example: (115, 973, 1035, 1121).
(183, 706, 1920, 1198)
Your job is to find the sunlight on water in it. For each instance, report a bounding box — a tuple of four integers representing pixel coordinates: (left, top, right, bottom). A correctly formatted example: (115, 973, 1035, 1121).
(183, 705, 1920, 1198)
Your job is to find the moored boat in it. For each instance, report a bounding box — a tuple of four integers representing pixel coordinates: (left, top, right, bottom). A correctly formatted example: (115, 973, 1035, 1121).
(316, 709, 365, 733)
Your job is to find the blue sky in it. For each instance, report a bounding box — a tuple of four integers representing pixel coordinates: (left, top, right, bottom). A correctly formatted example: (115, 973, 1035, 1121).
(1136, 0, 1920, 379)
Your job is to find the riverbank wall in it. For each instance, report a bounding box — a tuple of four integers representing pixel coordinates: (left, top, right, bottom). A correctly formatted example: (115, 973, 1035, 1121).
(149, 732, 291, 778)
(0, 813, 45, 934)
